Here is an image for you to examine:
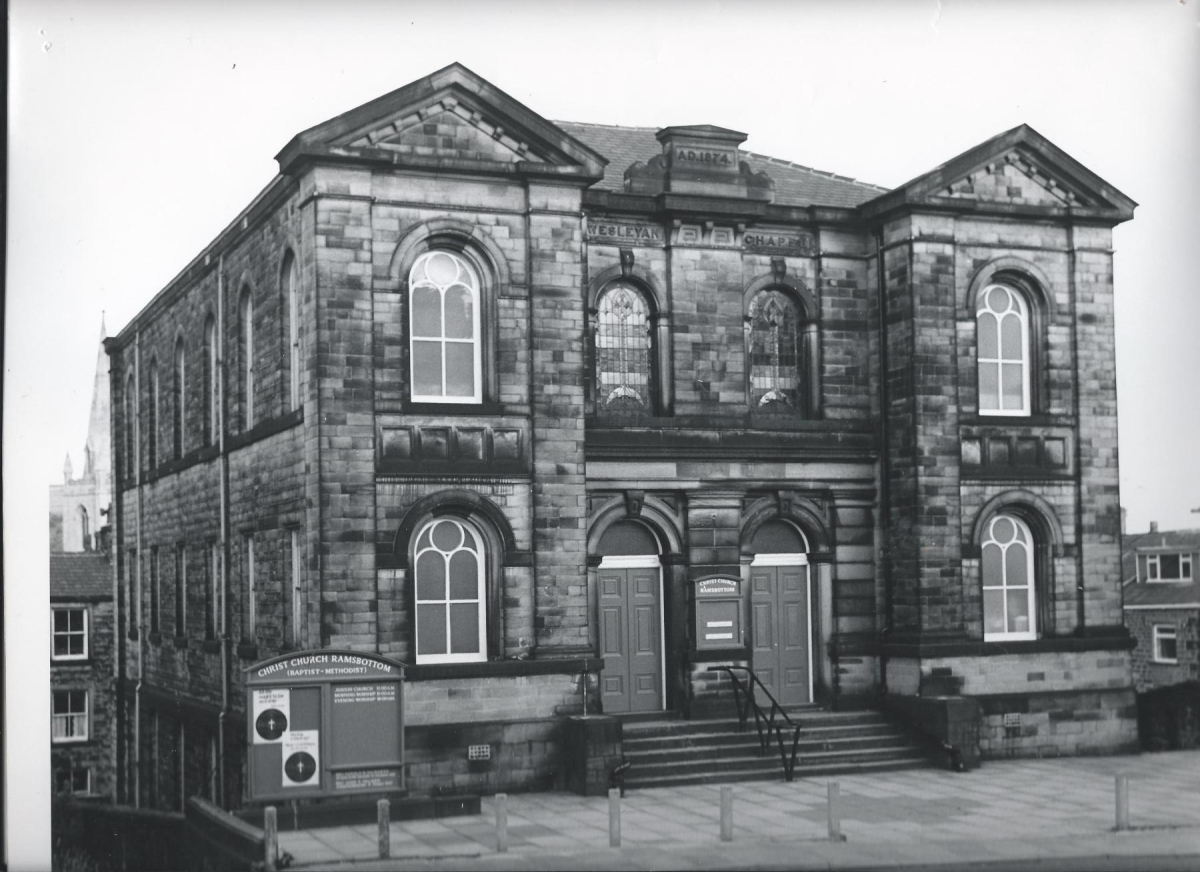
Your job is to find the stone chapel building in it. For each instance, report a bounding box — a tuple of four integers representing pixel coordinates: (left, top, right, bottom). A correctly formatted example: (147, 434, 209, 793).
(106, 63, 1138, 809)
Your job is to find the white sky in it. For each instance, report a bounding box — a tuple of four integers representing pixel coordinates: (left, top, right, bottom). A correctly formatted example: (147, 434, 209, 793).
(5, 0, 1199, 865)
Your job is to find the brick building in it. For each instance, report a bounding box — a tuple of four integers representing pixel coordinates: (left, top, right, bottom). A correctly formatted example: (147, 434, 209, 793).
(1123, 524, 1200, 691)
(51, 552, 116, 799)
(106, 63, 1139, 809)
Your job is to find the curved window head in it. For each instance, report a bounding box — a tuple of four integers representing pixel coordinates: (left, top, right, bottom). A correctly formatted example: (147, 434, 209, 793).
(413, 517, 486, 663)
(748, 289, 805, 410)
(78, 506, 90, 550)
(982, 514, 1036, 641)
(596, 282, 654, 412)
(977, 284, 1030, 416)
(409, 251, 481, 403)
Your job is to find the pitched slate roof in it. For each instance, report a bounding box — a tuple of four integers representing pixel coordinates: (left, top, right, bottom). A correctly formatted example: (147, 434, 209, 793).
(1122, 528, 1200, 584)
(50, 552, 112, 601)
(1125, 580, 1200, 609)
(555, 121, 887, 209)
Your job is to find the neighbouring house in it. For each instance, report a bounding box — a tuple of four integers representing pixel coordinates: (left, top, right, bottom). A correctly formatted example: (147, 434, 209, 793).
(51, 551, 116, 799)
(1123, 523, 1200, 691)
(105, 62, 1139, 811)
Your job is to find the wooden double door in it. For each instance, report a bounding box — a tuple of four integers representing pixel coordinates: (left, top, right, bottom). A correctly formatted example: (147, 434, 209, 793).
(598, 563, 663, 713)
(750, 562, 812, 706)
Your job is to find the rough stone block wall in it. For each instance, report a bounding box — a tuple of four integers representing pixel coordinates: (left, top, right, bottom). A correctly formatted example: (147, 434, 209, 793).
(977, 689, 1138, 758)
(404, 719, 563, 795)
(926, 650, 1132, 696)
(403, 674, 584, 726)
(528, 186, 588, 653)
(1127, 609, 1200, 691)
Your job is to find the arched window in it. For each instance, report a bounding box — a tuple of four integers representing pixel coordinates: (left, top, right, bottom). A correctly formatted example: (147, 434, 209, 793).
(78, 506, 89, 550)
(977, 283, 1030, 416)
(203, 316, 217, 445)
(173, 338, 185, 460)
(747, 289, 813, 413)
(147, 361, 159, 469)
(408, 251, 481, 403)
(239, 287, 254, 430)
(595, 282, 654, 412)
(282, 252, 301, 412)
(124, 372, 136, 481)
(981, 513, 1036, 641)
(413, 517, 486, 663)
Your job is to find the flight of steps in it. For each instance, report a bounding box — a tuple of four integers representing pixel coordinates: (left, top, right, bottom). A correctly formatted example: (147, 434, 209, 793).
(619, 707, 934, 791)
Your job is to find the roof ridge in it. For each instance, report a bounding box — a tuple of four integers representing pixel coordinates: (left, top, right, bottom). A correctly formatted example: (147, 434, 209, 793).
(555, 119, 659, 133)
(742, 150, 888, 192)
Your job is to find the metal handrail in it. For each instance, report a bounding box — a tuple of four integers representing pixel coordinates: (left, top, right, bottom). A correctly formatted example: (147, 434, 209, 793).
(707, 666, 803, 781)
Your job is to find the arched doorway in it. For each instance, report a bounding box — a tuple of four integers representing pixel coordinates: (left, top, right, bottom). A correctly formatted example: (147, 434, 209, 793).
(596, 520, 664, 713)
(748, 520, 812, 706)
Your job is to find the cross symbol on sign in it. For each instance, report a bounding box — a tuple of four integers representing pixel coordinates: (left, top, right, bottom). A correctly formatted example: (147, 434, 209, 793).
(268, 716, 278, 731)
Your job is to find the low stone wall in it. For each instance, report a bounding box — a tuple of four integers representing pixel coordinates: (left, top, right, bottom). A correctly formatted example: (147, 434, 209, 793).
(881, 694, 981, 770)
(975, 687, 1138, 758)
(404, 671, 587, 726)
(405, 717, 565, 795)
(184, 796, 263, 872)
(562, 715, 623, 796)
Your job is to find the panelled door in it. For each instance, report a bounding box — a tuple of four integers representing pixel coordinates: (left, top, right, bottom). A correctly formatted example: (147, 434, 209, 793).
(598, 562, 663, 713)
(750, 562, 811, 706)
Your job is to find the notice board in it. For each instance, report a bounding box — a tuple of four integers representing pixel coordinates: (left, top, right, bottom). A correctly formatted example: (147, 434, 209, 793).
(245, 650, 404, 802)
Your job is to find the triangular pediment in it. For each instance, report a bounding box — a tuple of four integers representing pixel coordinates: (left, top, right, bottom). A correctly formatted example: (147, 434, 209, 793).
(860, 125, 1136, 223)
(275, 63, 606, 181)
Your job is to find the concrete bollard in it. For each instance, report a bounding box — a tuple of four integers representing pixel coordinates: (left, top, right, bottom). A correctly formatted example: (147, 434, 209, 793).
(496, 793, 509, 853)
(377, 798, 391, 859)
(1115, 774, 1130, 831)
(263, 805, 278, 872)
(827, 781, 846, 842)
(720, 785, 733, 842)
(608, 787, 622, 847)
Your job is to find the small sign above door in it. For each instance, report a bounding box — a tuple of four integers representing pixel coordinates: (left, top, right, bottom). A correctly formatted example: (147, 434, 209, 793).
(696, 577, 740, 597)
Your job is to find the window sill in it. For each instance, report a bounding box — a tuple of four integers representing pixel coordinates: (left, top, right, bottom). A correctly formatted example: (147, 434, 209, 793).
(51, 738, 90, 746)
(201, 639, 221, 654)
(236, 642, 259, 660)
(401, 401, 506, 416)
(173, 635, 189, 650)
(148, 632, 163, 646)
(127, 628, 139, 641)
(405, 657, 604, 681)
(51, 658, 93, 666)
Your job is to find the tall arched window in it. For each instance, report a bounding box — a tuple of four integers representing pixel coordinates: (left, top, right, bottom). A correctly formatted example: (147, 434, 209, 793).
(413, 517, 486, 663)
(977, 284, 1030, 416)
(596, 282, 654, 412)
(147, 361, 159, 469)
(283, 253, 301, 412)
(78, 506, 89, 550)
(173, 338, 185, 460)
(747, 289, 811, 413)
(408, 251, 481, 403)
(981, 513, 1036, 641)
(203, 315, 217, 445)
(239, 287, 254, 430)
(124, 372, 136, 481)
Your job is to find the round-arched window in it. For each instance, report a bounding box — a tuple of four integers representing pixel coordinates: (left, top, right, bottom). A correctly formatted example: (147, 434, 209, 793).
(409, 251, 482, 403)
(414, 517, 486, 663)
(977, 284, 1030, 416)
(981, 513, 1036, 640)
(596, 282, 654, 412)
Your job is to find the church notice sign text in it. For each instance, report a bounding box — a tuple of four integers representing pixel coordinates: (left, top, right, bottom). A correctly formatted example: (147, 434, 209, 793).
(743, 230, 817, 256)
(587, 221, 665, 244)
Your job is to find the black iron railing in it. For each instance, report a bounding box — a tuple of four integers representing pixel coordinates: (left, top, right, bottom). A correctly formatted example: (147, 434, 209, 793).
(707, 666, 803, 781)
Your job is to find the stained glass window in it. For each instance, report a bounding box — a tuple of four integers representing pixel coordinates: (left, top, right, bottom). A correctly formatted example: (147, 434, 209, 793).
(748, 290, 804, 409)
(409, 251, 481, 403)
(981, 514, 1036, 640)
(414, 518, 486, 663)
(977, 284, 1029, 415)
(596, 283, 653, 411)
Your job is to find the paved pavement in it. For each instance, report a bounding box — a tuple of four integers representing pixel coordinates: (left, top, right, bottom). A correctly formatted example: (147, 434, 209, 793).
(277, 750, 1200, 870)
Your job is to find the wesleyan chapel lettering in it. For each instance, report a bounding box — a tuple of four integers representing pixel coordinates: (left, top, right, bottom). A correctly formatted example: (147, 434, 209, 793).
(588, 221, 665, 244)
